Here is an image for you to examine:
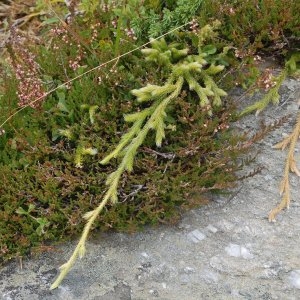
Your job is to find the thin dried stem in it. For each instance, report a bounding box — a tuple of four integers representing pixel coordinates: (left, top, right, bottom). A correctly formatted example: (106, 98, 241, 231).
(269, 111, 300, 221)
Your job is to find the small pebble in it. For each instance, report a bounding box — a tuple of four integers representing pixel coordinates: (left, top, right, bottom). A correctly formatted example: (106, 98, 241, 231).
(187, 230, 206, 243)
(289, 270, 300, 289)
(225, 243, 254, 259)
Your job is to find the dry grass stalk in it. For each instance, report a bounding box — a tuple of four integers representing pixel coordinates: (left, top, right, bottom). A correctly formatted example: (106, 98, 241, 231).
(269, 110, 300, 221)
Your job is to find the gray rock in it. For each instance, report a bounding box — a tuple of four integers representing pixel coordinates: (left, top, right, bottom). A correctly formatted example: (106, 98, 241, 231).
(187, 229, 206, 243)
(225, 243, 254, 259)
(288, 270, 300, 289)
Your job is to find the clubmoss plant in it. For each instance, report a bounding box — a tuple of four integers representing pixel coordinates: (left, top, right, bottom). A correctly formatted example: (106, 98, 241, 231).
(269, 112, 300, 221)
(74, 146, 98, 168)
(50, 21, 229, 289)
(239, 53, 300, 221)
(240, 54, 300, 116)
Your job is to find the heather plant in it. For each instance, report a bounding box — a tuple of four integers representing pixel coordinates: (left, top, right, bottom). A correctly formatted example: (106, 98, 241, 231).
(0, 9, 233, 265)
(0, 17, 257, 270)
(198, 0, 300, 53)
(6, 28, 45, 108)
(116, 0, 300, 56)
(0, 0, 299, 291)
(0, 12, 252, 281)
(49, 21, 244, 289)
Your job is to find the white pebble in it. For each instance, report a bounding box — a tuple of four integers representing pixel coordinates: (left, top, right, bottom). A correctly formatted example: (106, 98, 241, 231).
(187, 229, 206, 243)
(225, 243, 254, 259)
(289, 270, 300, 289)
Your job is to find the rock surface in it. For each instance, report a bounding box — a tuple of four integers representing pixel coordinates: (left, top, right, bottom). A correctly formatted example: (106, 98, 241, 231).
(1, 77, 300, 299)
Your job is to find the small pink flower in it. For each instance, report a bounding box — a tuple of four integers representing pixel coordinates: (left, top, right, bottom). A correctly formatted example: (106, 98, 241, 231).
(229, 7, 235, 15)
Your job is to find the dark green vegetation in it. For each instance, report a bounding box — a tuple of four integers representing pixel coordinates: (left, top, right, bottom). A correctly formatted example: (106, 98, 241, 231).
(0, 0, 299, 262)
